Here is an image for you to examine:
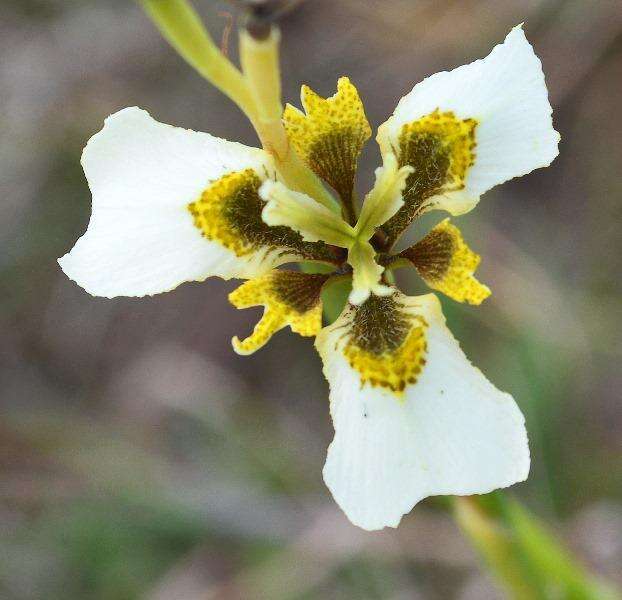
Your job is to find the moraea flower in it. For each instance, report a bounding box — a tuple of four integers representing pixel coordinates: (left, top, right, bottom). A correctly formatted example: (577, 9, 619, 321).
(59, 25, 559, 530)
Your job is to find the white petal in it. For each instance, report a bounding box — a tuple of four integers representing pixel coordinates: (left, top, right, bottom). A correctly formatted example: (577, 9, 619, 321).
(378, 25, 559, 204)
(317, 293, 530, 531)
(59, 107, 279, 298)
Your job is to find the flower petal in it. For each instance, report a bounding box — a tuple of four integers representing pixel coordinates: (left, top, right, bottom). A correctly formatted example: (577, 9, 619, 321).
(400, 218, 490, 304)
(283, 77, 371, 204)
(316, 292, 530, 531)
(59, 107, 336, 297)
(377, 25, 559, 245)
(229, 271, 328, 354)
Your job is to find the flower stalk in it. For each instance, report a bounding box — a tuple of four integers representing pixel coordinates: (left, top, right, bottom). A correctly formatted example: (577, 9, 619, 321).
(239, 28, 339, 211)
(453, 493, 616, 599)
(139, 0, 257, 120)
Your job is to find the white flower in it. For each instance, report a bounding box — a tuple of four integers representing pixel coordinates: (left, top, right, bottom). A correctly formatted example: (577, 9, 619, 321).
(59, 25, 558, 530)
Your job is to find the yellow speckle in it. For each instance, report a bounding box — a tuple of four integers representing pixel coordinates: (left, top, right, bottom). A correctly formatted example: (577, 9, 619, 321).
(344, 322, 428, 396)
(187, 169, 338, 264)
(403, 218, 490, 305)
(229, 271, 326, 355)
(339, 295, 428, 396)
(400, 109, 478, 195)
(382, 109, 479, 244)
(283, 77, 371, 200)
(188, 169, 262, 257)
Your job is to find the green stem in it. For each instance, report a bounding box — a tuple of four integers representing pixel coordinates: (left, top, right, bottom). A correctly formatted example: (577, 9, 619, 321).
(238, 27, 339, 212)
(140, 0, 257, 120)
(453, 493, 617, 600)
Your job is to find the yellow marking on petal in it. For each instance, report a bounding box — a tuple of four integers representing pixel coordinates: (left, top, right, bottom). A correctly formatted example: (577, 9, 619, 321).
(382, 109, 478, 244)
(345, 326, 427, 396)
(402, 218, 490, 305)
(229, 271, 326, 355)
(188, 169, 339, 264)
(189, 169, 261, 257)
(342, 295, 428, 396)
(283, 77, 371, 202)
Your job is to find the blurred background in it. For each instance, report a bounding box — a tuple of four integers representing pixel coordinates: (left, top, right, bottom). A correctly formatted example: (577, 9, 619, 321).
(2, 0, 621, 598)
